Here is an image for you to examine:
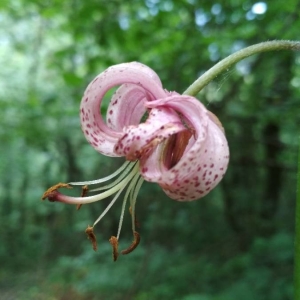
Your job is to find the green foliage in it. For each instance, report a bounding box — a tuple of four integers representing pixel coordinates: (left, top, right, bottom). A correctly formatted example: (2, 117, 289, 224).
(2, 233, 293, 299)
(0, 0, 299, 299)
(294, 143, 300, 298)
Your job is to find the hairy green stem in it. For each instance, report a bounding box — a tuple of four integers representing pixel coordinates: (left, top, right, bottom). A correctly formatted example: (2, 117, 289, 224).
(184, 40, 300, 96)
(295, 141, 300, 300)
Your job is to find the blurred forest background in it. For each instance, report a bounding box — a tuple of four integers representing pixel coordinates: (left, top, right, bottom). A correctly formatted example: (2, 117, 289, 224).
(1, 0, 300, 299)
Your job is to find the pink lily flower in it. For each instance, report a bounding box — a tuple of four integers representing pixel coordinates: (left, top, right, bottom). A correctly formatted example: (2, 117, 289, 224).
(42, 62, 229, 260)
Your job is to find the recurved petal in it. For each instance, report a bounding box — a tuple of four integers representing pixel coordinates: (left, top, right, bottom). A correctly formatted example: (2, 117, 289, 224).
(106, 84, 148, 131)
(114, 107, 187, 161)
(144, 95, 229, 201)
(80, 62, 167, 157)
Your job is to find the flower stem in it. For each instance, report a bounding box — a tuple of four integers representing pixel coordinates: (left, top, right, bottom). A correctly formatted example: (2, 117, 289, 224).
(184, 40, 300, 96)
(294, 140, 300, 299)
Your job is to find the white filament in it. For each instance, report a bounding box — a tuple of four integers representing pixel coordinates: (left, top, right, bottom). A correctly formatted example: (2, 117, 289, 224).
(93, 187, 125, 227)
(92, 163, 139, 226)
(130, 176, 144, 232)
(116, 172, 141, 239)
(69, 161, 132, 185)
(65, 163, 139, 204)
(89, 162, 136, 192)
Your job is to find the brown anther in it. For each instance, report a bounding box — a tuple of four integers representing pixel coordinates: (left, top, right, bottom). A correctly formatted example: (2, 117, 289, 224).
(85, 225, 97, 251)
(81, 185, 89, 196)
(121, 231, 140, 255)
(42, 183, 72, 201)
(76, 185, 88, 210)
(109, 236, 119, 262)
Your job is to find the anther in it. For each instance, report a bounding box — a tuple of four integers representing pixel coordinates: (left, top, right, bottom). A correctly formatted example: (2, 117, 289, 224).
(109, 236, 119, 261)
(77, 185, 88, 210)
(121, 231, 140, 255)
(85, 225, 97, 251)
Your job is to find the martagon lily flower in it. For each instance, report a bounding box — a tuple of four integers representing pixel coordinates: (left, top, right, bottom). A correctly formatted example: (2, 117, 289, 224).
(42, 62, 229, 261)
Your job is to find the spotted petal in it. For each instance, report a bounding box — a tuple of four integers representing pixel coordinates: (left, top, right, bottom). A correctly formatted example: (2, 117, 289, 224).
(106, 84, 148, 131)
(114, 107, 187, 161)
(80, 62, 167, 156)
(142, 95, 229, 201)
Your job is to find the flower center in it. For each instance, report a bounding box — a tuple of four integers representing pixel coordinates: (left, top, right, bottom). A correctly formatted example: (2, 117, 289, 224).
(162, 129, 193, 169)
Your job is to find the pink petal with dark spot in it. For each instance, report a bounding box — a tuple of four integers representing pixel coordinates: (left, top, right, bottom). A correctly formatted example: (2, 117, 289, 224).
(106, 84, 148, 131)
(142, 95, 229, 201)
(114, 107, 186, 161)
(80, 62, 167, 156)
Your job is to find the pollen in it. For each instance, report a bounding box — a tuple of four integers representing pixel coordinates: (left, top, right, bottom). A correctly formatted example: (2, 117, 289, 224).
(109, 236, 119, 261)
(85, 225, 97, 251)
(77, 185, 88, 210)
(121, 231, 140, 255)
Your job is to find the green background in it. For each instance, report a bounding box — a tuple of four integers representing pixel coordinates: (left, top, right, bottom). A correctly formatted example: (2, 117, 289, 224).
(0, 0, 300, 299)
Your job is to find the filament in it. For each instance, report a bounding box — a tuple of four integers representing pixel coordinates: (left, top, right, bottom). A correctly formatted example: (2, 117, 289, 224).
(90, 162, 136, 192)
(130, 176, 144, 232)
(69, 161, 132, 185)
(117, 172, 140, 239)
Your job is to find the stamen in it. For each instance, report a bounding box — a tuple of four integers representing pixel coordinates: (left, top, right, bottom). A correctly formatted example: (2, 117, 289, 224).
(89, 161, 136, 192)
(41, 183, 72, 201)
(119, 176, 143, 256)
(116, 172, 140, 239)
(129, 176, 144, 232)
(42, 163, 140, 205)
(121, 231, 140, 255)
(85, 225, 97, 251)
(129, 206, 140, 229)
(77, 185, 88, 210)
(42, 160, 145, 259)
(69, 161, 132, 186)
(93, 186, 125, 227)
(109, 236, 119, 261)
